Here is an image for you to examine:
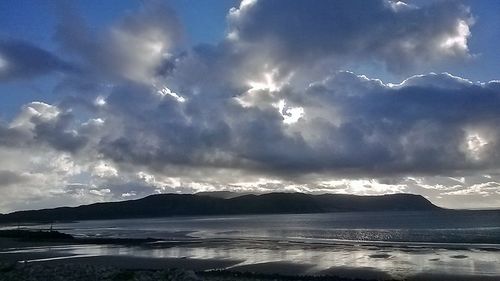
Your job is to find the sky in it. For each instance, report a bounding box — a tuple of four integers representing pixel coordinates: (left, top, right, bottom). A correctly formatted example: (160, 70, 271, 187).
(0, 0, 499, 212)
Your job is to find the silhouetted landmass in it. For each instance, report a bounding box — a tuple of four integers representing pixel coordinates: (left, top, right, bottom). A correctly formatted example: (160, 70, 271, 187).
(195, 191, 255, 199)
(0, 229, 167, 245)
(0, 193, 440, 223)
(0, 229, 74, 240)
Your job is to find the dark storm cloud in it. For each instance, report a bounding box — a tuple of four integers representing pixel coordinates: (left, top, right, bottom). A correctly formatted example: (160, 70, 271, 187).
(66, 73, 500, 178)
(0, 40, 74, 81)
(31, 112, 89, 153)
(95, 82, 233, 170)
(282, 73, 500, 175)
(228, 0, 472, 72)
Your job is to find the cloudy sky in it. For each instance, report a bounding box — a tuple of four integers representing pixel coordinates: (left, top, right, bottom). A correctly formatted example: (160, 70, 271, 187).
(0, 0, 499, 212)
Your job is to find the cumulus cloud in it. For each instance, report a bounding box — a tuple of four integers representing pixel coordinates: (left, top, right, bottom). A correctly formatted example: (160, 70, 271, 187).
(0, 0, 499, 211)
(227, 0, 473, 73)
(223, 72, 500, 177)
(7, 102, 89, 153)
(54, 1, 183, 84)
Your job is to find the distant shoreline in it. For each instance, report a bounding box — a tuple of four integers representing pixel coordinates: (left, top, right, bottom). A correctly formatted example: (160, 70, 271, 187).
(0, 192, 444, 224)
(2, 229, 500, 251)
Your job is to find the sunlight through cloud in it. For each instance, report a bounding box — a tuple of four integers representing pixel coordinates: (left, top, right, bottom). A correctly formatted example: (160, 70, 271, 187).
(466, 132, 488, 160)
(156, 85, 186, 103)
(440, 20, 471, 54)
(273, 99, 304, 125)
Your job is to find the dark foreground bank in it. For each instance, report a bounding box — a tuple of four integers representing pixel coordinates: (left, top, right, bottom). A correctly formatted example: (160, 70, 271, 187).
(2, 261, 499, 281)
(0, 262, 391, 281)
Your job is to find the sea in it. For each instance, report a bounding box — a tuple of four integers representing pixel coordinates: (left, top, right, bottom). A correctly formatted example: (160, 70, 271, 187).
(3, 210, 500, 279)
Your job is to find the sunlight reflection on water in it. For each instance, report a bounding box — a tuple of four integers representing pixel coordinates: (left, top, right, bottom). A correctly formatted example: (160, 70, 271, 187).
(4, 211, 500, 279)
(10, 241, 500, 279)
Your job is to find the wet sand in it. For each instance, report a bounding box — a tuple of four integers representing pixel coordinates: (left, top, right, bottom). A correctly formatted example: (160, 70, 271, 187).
(32, 255, 242, 271)
(229, 261, 314, 276)
(2, 256, 498, 281)
(1, 237, 499, 281)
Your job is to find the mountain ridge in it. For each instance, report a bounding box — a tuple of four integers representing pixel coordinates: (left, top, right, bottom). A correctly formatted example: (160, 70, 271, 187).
(0, 192, 441, 223)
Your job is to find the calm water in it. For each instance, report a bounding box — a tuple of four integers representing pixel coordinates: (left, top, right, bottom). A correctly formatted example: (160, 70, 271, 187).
(3, 210, 500, 279)
(53, 210, 500, 245)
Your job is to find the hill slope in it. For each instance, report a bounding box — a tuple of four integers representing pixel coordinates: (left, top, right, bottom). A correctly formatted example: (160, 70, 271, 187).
(0, 193, 440, 223)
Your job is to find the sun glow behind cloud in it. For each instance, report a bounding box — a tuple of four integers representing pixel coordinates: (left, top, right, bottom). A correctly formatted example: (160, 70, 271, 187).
(156, 85, 186, 103)
(465, 132, 489, 160)
(440, 20, 471, 54)
(273, 99, 304, 125)
(94, 96, 107, 107)
(247, 70, 283, 93)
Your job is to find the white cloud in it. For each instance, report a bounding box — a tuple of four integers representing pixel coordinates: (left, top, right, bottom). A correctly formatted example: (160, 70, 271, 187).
(439, 19, 472, 55)
(94, 96, 107, 107)
(156, 85, 186, 103)
(91, 161, 118, 178)
(10, 102, 60, 129)
(273, 99, 304, 125)
(89, 188, 111, 196)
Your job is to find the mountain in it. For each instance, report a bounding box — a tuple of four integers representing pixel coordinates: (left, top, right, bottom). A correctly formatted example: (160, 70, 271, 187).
(195, 191, 255, 199)
(0, 193, 441, 223)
